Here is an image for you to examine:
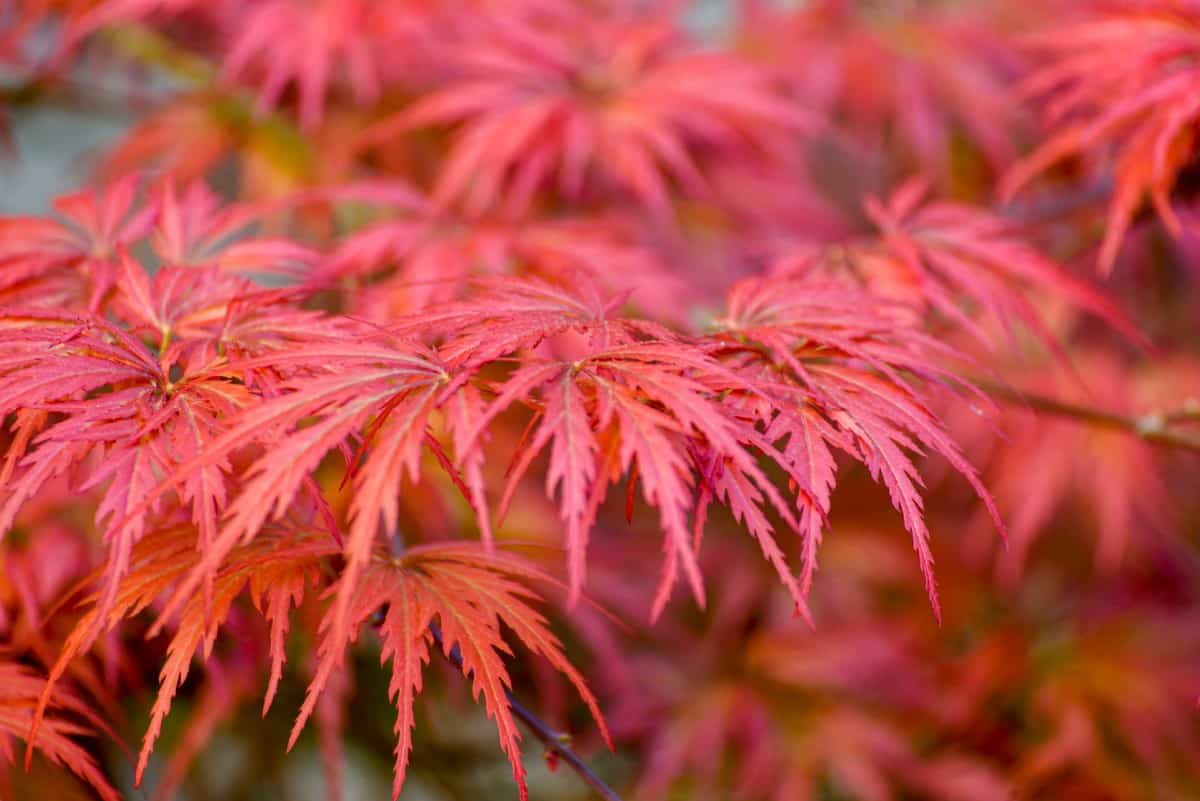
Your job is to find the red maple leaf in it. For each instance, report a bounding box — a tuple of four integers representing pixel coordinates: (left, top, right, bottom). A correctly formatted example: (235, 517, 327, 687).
(737, 0, 1028, 180)
(1001, 1, 1200, 273)
(772, 179, 1141, 349)
(0, 657, 120, 801)
(708, 276, 1004, 619)
(365, 7, 816, 219)
(0, 174, 153, 311)
(317, 181, 688, 319)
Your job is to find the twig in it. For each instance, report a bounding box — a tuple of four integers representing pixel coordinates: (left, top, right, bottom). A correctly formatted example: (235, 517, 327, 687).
(997, 176, 1113, 224)
(989, 180, 1200, 450)
(429, 624, 624, 801)
(976, 377, 1200, 453)
(1161, 399, 1200, 425)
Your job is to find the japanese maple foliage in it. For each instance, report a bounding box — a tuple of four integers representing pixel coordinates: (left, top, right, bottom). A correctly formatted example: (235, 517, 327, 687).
(1002, 0, 1200, 274)
(1, 2, 1199, 801)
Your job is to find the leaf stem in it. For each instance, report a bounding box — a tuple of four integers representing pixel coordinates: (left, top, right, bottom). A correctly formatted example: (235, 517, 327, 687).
(429, 624, 624, 801)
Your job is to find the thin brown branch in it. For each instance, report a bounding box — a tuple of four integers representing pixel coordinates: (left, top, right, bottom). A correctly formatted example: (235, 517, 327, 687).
(997, 176, 1113, 224)
(429, 624, 624, 801)
(1161, 400, 1200, 425)
(977, 378, 1200, 452)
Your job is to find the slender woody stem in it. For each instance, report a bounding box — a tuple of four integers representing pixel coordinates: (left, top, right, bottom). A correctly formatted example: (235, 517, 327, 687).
(976, 378, 1200, 453)
(997, 176, 1114, 223)
(428, 624, 625, 801)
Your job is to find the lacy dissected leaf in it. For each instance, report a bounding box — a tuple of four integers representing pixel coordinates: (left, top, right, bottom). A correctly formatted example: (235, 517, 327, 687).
(478, 350, 713, 614)
(736, 0, 1027, 178)
(0, 308, 255, 623)
(0, 175, 315, 314)
(398, 274, 1002, 620)
(12, 270, 324, 543)
(777, 179, 1139, 349)
(1, 239, 352, 632)
(290, 543, 609, 801)
(0, 174, 153, 310)
(320, 181, 686, 318)
(708, 276, 1004, 618)
(583, 342, 810, 617)
(147, 649, 260, 801)
(367, 7, 815, 218)
(442, 382, 494, 550)
(110, 257, 342, 381)
(1001, 2, 1200, 273)
(147, 178, 319, 276)
(0, 657, 120, 801)
(137, 333, 457, 691)
(136, 533, 331, 783)
(395, 273, 675, 367)
(438, 278, 809, 616)
(31, 521, 337, 788)
(218, 0, 402, 130)
(87, 0, 409, 132)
